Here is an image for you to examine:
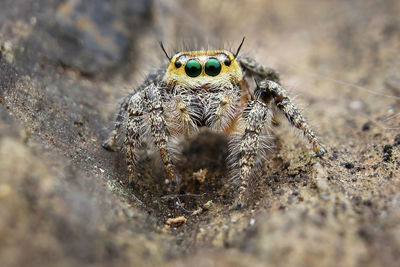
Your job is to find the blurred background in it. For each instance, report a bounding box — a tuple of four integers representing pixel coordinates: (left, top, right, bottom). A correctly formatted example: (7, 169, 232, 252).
(1, 0, 399, 266)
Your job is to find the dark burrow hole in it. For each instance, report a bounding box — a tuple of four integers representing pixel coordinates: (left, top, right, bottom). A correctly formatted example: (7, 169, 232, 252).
(124, 131, 232, 214)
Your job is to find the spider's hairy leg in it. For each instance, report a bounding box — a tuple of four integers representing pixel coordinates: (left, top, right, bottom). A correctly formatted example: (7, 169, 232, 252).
(124, 93, 144, 184)
(238, 57, 282, 125)
(102, 68, 166, 151)
(102, 96, 130, 151)
(145, 84, 177, 182)
(235, 100, 270, 209)
(237, 57, 281, 83)
(259, 80, 327, 156)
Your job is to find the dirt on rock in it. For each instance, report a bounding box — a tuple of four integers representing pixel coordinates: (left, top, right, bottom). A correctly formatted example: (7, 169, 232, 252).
(0, 0, 399, 266)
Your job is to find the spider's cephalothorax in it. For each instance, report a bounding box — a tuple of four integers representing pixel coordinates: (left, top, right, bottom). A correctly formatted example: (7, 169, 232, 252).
(103, 45, 326, 209)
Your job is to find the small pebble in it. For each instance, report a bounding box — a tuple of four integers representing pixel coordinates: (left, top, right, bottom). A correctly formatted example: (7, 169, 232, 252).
(166, 216, 187, 226)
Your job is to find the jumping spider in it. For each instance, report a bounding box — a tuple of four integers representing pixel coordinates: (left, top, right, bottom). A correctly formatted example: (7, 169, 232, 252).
(103, 40, 326, 208)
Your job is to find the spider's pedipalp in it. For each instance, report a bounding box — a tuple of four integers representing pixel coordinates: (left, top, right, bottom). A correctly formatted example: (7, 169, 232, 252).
(205, 89, 242, 133)
(164, 93, 201, 138)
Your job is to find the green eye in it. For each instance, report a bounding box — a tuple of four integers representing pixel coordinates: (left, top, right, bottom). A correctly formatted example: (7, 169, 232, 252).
(185, 60, 202, 77)
(205, 58, 221, 76)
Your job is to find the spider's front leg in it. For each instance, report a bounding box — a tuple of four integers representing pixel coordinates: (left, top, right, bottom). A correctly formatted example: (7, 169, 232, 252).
(235, 100, 271, 209)
(144, 84, 178, 183)
(258, 80, 327, 156)
(124, 93, 145, 184)
(103, 68, 166, 151)
(102, 92, 144, 184)
(238, 57, 281, 83)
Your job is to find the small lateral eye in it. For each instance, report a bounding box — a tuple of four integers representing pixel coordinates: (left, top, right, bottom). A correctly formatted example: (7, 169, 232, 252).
(205, 58, 221, 76)
(224, 58, 231, 66)
(175, 61, 182, 68)
(185, 60, 202, 77)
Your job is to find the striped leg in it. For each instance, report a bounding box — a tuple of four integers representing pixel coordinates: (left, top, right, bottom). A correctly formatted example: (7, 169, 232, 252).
(124, 115, 141, 184)
(235, 100, 270, 209)
(144, 84, 177, 182)
(102, 68, 166, 151)
(238, 57, 281, 83)
(123, 93, 145, 184)
(259, 80, 326, 156)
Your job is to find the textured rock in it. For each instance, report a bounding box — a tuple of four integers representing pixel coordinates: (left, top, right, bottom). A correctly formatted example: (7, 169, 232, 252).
(49, 0, 154, 75)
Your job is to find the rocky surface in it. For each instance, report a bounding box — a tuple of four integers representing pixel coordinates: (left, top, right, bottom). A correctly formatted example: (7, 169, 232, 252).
(0, 0, 399, 266)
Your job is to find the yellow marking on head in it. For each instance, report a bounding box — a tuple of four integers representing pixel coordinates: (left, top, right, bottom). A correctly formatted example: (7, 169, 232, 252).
(164, 50, 243, 91)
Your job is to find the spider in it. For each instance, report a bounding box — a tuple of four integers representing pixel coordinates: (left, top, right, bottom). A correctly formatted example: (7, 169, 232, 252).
(103, 39, 326, 208)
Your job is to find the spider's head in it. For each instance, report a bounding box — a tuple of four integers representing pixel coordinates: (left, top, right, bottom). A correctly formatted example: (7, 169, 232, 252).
(164, 50, 243, 91)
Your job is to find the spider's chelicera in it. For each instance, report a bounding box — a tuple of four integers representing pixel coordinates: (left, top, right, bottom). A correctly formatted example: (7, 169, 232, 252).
(103, 41, 326, 208)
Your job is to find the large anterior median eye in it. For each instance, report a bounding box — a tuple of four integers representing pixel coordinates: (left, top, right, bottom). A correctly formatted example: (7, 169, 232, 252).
(205, 58, 221, 76)
(185, 60, 202, 77)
